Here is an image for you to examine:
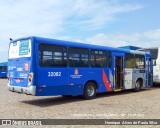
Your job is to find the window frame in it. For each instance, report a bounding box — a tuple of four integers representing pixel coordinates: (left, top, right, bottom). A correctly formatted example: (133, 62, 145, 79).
(69, 47, 89, 68)
(90, 49, 108, 68)
(125, 53, 145, 69)
(39, 43, 67, 68)
(135, 54, 145, 69)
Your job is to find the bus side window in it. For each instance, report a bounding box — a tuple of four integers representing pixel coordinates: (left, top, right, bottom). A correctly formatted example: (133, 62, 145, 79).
(125, 53, 136, 68)
(135, 54, 145, 69)
(108, 51, 112, 68)
(90, 50, 107, 68)
(39, 44, 67, 67)
(69, 47, 89, 67)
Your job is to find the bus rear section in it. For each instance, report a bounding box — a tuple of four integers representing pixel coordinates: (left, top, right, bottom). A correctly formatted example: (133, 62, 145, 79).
(7, 38, 35, 95)
(0, 62, 7, 78)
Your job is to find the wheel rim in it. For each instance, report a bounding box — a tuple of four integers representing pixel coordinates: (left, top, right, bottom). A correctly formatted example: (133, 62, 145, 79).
(87, 85, 95, 96)
(136, 81, 140, 88)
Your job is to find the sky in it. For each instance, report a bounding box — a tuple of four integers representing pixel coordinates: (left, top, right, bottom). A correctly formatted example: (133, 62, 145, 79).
(0, 0, 160, 61)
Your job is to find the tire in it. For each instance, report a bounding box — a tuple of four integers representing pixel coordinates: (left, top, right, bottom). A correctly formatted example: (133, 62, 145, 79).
(135, 80, 141, 92)
(83, 82, 96, 100)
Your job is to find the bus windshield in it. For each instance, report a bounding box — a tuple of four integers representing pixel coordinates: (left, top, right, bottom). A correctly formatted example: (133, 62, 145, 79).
(9, 39, 32, 59)
(0, 66, 7, 71)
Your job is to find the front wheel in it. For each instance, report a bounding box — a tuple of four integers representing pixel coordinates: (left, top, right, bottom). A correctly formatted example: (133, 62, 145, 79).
(135, 80, 141, 92)
(83, 82, 96, 100)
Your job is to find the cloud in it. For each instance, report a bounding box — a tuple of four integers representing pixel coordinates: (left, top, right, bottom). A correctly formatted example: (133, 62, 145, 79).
(0, 0, 71, 38)
(82, 29, 160, 48)
(0, 0, 73, 61)
(0, 0, 144, 38)
(0, 0, 146, 61)
(143, 29, 160, 40)
(70, 0, 144, 30)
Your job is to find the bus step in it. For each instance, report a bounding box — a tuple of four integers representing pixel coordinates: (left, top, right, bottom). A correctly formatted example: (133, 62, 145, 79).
(114, 89, 122, 92)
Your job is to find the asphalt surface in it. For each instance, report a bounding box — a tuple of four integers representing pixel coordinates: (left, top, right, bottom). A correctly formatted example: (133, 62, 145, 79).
(0, 79, 160, 128)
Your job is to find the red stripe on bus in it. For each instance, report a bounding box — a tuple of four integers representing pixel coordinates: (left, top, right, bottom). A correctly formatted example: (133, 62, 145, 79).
(102, 69, 112, 92)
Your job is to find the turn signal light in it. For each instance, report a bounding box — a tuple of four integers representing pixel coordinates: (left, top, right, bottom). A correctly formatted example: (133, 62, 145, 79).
(28, 73, 33, 85)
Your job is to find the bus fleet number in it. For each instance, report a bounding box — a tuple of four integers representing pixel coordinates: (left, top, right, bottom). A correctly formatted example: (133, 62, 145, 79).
(48, 72, 61, 77)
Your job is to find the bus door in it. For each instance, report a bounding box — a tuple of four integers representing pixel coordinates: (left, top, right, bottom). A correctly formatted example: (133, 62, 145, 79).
(147, 59, 153, 86)
(112, 53, 124, 91)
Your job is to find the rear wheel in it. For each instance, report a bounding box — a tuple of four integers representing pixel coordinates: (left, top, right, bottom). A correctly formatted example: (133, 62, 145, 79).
(135, 80, 141, 92)
(83, 82, 96, 100)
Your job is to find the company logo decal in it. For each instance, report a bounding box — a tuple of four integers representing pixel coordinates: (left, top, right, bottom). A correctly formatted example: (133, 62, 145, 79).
(74, 68, 79, 75)
(19, 73, 28, 78)
(8, 66, 16, 71)
(17, 68, 23, 71)
(70, 68, 82, 78)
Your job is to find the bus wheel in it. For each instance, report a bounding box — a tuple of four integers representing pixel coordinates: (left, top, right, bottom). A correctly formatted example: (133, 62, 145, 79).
(135, 80, 141, 92)
(83, 82, 96, 100)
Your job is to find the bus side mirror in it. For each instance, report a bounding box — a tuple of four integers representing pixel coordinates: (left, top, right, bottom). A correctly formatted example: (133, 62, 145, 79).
(153, 60, 156, 66)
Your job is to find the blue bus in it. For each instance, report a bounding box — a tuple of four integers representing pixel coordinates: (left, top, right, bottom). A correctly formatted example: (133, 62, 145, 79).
(7, 36, 153, 99)
(0, 62, 7, 78)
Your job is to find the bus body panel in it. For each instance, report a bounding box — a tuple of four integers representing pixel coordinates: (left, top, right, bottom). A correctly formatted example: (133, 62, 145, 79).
(124, 68, 146, 89)
(34, 38, 115, 96)
(7, 36, 153, 97)
(35, 67, 113, 96)
(7, 37, 36, 95)
(36, 67, 69, 96)
(8, 58, 31, 87)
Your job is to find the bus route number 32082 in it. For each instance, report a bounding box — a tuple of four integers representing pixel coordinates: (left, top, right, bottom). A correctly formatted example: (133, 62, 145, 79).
(48, 72, 61, 77)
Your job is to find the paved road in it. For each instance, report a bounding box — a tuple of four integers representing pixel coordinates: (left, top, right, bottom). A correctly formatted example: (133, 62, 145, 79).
(0, 79, 160, 128)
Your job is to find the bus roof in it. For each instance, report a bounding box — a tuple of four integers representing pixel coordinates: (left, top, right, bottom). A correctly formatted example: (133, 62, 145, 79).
(119, 45, 142, 50)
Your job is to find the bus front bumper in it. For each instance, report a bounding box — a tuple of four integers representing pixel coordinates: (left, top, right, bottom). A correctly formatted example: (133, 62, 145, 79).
(7, 84, 36, 95)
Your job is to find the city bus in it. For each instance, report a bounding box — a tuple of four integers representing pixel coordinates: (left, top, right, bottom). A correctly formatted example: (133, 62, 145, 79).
(0, 62, 7, 78)
(7, 36, 153, 99)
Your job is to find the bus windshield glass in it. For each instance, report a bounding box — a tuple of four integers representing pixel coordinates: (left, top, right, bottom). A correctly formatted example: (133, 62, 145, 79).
(9, 39, 32, 59)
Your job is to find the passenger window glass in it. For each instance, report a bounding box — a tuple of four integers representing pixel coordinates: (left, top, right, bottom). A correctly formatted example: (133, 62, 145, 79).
(125, 53, 145, 69)
(135, 54, 145, 69)
(39, 44, 67, 67)
(69, 47, 89, 67)
(91, 50, 107, 68)
(108, 51, 112, 67)
(125, 53, 136, 68)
